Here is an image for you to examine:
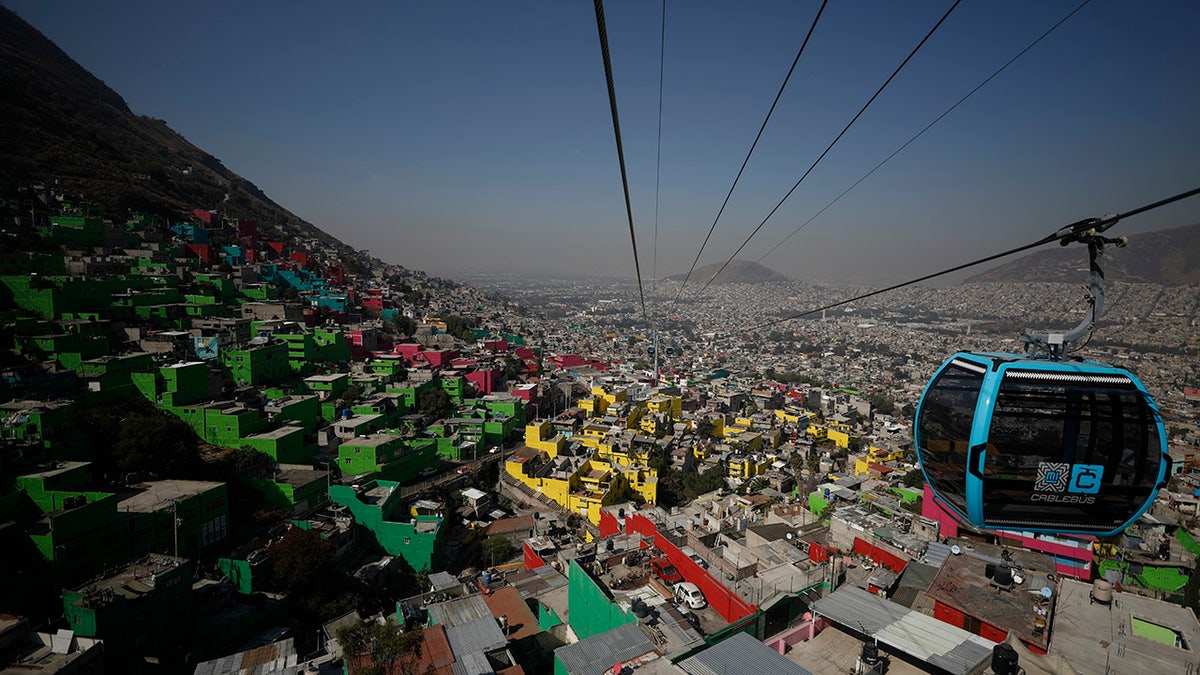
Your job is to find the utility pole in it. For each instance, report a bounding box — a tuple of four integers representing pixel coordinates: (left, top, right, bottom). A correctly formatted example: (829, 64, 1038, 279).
(171, 499, 180, 558)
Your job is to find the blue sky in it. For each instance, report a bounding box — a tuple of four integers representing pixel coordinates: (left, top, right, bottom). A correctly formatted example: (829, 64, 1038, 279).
(7, 1, 1200, 285)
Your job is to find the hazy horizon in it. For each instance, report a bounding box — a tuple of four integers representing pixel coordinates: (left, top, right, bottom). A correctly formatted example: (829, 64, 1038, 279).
(8, 1, 1200, 287)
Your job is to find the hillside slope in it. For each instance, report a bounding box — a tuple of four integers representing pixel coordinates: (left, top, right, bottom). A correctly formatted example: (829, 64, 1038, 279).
(667, 260, 789, 285)
(967, 221, 1200, 285)
(0, 6, 363, 266)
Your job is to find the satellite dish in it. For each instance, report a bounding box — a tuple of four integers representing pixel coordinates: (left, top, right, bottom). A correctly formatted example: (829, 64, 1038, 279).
(1013, 573, 1024, 585)
(1040, 586, 1053, 598)
(950, 545, 962, 555)
(786, 532, 794, 540)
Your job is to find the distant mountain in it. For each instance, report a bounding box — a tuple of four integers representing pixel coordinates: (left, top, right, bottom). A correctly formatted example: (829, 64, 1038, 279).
(0, 6, 366, 269)
(667, 260, 788, 285)
(966, 221, 1200, 285)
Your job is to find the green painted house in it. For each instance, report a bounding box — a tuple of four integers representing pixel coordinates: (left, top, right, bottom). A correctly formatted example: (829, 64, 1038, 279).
(116, 480, 229, 558)
(328, 481, 445, 571)
(221, 340, 289, 387)
(63, 555, 195, 668)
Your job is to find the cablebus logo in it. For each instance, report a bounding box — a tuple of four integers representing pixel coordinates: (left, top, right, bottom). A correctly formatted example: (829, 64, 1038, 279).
(1031, 461, 1102, 504)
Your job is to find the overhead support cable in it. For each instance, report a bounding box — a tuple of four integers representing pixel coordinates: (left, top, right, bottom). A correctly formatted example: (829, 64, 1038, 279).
(746, 0, 1093, 272)
(694, 0, 963, 299)
(673, 0, 830, 302)
(745, 185, 1200, 332)
(652, 0, 667, 300)
(593, 0, 649, 322)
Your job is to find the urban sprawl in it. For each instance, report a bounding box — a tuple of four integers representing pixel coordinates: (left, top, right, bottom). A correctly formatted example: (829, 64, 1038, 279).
(2, 190, 1200, 674)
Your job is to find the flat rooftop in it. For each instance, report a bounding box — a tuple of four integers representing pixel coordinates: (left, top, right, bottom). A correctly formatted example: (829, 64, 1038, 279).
(15, 461, 90, 480)
(1050, 577, 1200, 673)
(73, 555, 188, 600)
(118, 479, 224, 513)
(341, 433, 402, 448)
(924, 542, 1057, 649)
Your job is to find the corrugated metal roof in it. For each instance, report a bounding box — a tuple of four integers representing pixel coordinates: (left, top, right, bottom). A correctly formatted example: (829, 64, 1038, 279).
(921, 541, 953, 568)
(451, 649, 495, 675)
(445, 616, 507, 655)
(429, 571, 459, 592)
(678, 631, 814, 675)
(811, 587, 994, 675)
(192, 638, 300, 674)
(429, 594, 493, 628)
(554, 622, 657, 675)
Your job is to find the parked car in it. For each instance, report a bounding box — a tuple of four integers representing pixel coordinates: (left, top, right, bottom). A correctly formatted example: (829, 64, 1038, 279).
(418, 466, 438, 477)
(649, 558, 683, 585)
(456, 465, 473, 475)
(673, 582, 707, 609)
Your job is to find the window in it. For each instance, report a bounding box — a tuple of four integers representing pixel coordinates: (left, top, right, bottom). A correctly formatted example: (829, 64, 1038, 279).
(916, 361, 983, 516)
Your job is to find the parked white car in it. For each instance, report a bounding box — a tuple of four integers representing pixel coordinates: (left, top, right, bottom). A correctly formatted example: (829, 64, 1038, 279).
(672, 582, 707, 609)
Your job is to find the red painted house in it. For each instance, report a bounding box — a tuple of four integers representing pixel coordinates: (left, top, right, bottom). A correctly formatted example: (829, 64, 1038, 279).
(185, 243, 210, 263)
(922, 541, 1055, 653)
(922, 485, 1093, 579)
(482, 338, 509, 353)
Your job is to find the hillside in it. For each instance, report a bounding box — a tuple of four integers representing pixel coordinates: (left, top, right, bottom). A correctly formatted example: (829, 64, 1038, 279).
(667, 260, 788, 285)
(967, 221, 1200, 285)
(0, 6, 367, 269)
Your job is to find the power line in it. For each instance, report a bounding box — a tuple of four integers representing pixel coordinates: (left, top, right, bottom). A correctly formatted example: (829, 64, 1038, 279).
(673, 0, 830, 302)
(746, 185, 1200, 332)
(593, 0, 648, 322)
(652, 0, 667, 299)
(746, 0, 1093, 273)
(694, 0, 963, 299)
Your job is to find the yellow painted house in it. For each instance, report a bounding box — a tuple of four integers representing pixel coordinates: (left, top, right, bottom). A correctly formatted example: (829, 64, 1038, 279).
(579, 386, 627, 418)
(524, 420, 565, 458)
(728, 453, 777, 480)
(578, 422, 611, 450)
(507, 424, 650, 525)
(646, 394, 682, 420)
(808, 423, 850, 449)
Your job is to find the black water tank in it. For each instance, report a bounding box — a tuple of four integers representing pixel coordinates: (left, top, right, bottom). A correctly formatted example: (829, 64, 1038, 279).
(993, 565, 1013, 586)
(992, 644, 1019, 675)
(861, 642, 879, 665)
(985, 562, 996, 579)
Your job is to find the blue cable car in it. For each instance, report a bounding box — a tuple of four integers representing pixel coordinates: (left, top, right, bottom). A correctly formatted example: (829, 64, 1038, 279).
(914, 352, 1168, 535)
(914, 232, 1170, 536)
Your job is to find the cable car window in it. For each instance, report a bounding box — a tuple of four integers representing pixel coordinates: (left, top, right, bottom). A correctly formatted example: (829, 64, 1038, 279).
(982, 370, 1160, 532)
(917, 360, 982, 515)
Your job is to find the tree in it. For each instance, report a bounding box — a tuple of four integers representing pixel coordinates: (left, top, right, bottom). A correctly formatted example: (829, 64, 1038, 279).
(417, 386, 452, 420)
(440, 315, 474, 341)
(337, 618, 426, 675)
(697, 417, 716, 439)
(869, 393, 896, 416)
(1184, 565, 1200, 616)
(110, 410, 200, 478)
(900, 468, 925, 489)
(683, 462, 728, 501)
(389, 314, 417, 339)
(270, 527, 336, 593)
(481, 535, 515, 566)
(647, 445, 667, 472)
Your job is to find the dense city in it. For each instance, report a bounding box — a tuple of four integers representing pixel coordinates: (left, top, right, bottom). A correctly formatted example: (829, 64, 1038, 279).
(1, 185, 1198, 675)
